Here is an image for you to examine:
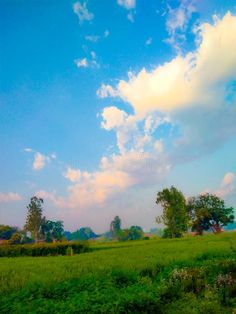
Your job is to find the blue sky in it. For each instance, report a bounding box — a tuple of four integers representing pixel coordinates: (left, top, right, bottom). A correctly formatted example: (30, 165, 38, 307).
(1, 0, 236, 233)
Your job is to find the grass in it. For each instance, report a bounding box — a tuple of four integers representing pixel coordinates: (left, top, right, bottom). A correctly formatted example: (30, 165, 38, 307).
(0, 232, 236, 313)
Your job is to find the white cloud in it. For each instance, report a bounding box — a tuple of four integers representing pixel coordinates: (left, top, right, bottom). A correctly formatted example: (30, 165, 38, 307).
(24, 148, 33, 153)
(213, 172, 235, 197)
(99, 12, 236, 156)
(0, 192, 22, 203)
(64, 167, 82, 182)
(165, 0, 196, 51)
(33, 152, 50, 171)
(73, 1, 94, 23)
(117, 0, 136, 22)
(101, 106, 128, 130)
(97, 83, 118, 98)
(117, 0, 136, 10)
(75, 51, 99, 69)
(75, 58, 88, 68)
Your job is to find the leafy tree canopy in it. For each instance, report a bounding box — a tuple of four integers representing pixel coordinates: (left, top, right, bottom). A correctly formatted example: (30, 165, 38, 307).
(187, 193, 234, 235)
(156, 186, 189, 238)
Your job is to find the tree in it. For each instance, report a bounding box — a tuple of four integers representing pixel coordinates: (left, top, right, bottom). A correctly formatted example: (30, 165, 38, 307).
(24, 196, 43, 242)
(40, 218, 64, 242)
(156, 186, 188, 238)
(110, 216, 121, 238)
(187, 193, 234, 235)
(9, 232, 22, 244)
(0, 225, 17, 240)
(128, 226, 144, 240)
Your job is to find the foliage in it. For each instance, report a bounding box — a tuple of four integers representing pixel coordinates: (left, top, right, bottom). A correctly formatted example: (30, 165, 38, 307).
(0, 225, 17, 240)
(9, 232, 22, 245)
(24, 196, 43, 242)
(156, 186, 189, 238)
(187, 193, 234, 235)
(110, 215, 122, 238)
(64, 227, 98, 241)
(118, 226, 144, 241)
(40, 218, 64, 242)
(0, 233, 236, 313)
(0, 241, 88, 257)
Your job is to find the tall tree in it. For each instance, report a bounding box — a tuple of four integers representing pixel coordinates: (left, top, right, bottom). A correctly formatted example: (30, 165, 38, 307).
(156, 186, 188, 238)
(110, 216, 121, 238)
(24, 196, 43, 242)
(187, 193, 234, 235)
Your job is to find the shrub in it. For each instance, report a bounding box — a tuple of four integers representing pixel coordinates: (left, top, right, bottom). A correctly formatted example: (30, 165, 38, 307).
(0, 241, 89, 257)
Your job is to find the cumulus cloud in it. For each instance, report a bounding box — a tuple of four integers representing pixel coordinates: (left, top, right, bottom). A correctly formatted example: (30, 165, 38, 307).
(64, 167, 82, 182)
(0, 192, 22, 203)
(101, 106, 128, 130)
(214, 172, 235, 197)
(99, 12, 236, 157)
(73, 1, 94, 23)
(36, 12, 236, 225)
(33, 153, 51, 171)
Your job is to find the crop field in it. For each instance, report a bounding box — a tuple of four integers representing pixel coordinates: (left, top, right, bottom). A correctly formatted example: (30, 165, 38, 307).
(0, 233, 236, 313)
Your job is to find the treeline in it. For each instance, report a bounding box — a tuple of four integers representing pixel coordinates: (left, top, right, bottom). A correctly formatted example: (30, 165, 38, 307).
(0, 186, 235, 245)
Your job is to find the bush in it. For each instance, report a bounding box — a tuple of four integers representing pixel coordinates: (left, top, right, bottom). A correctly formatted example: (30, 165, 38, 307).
(0, 241, 89, 257)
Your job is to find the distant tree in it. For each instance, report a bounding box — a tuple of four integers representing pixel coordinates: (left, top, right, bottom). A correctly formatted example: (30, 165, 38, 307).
(156, 186, 188, 238)
(9, 232, 22, 245)
(0, 225, 17, 240)
(128, 226, 144, 240)
(187, 193, 234, 235)
(40, 218, 64, 242)
(77, 227, 98, 240)
(110, 216, 121, 238)
(24, 196, 43, 242)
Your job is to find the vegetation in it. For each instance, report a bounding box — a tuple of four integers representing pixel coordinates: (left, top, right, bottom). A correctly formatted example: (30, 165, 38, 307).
(156, 186, 188, 238)
(0, 233, 236, 313)
(187, 193, 235, 235)
(24, 196, 44, 242)
(0, 241, 88, 257)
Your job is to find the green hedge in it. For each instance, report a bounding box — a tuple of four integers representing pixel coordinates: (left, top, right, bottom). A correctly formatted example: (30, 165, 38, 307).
(0, 241, 89, 257)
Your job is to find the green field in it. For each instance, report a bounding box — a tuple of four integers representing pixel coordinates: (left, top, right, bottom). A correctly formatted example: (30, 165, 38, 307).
(1, 233, 236, 313)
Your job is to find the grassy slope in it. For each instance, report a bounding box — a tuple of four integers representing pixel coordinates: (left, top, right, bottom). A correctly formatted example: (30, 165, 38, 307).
(0, 232, 236, 313)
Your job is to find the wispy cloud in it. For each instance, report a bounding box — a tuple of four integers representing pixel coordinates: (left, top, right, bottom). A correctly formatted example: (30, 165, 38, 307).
(0, 192, 22, 203)
(73, 1, 94, 23)
(74, 58, 89, 68)
(117, 0, 136, 22)
(85, 35, 100, 42)
(145, 37, 152, 45)
(165, 0, 196, 52)
(75, 50, 99, 69)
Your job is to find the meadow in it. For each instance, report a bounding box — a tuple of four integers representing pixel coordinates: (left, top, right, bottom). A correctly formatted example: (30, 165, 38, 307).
(0, 232, 236, 313)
